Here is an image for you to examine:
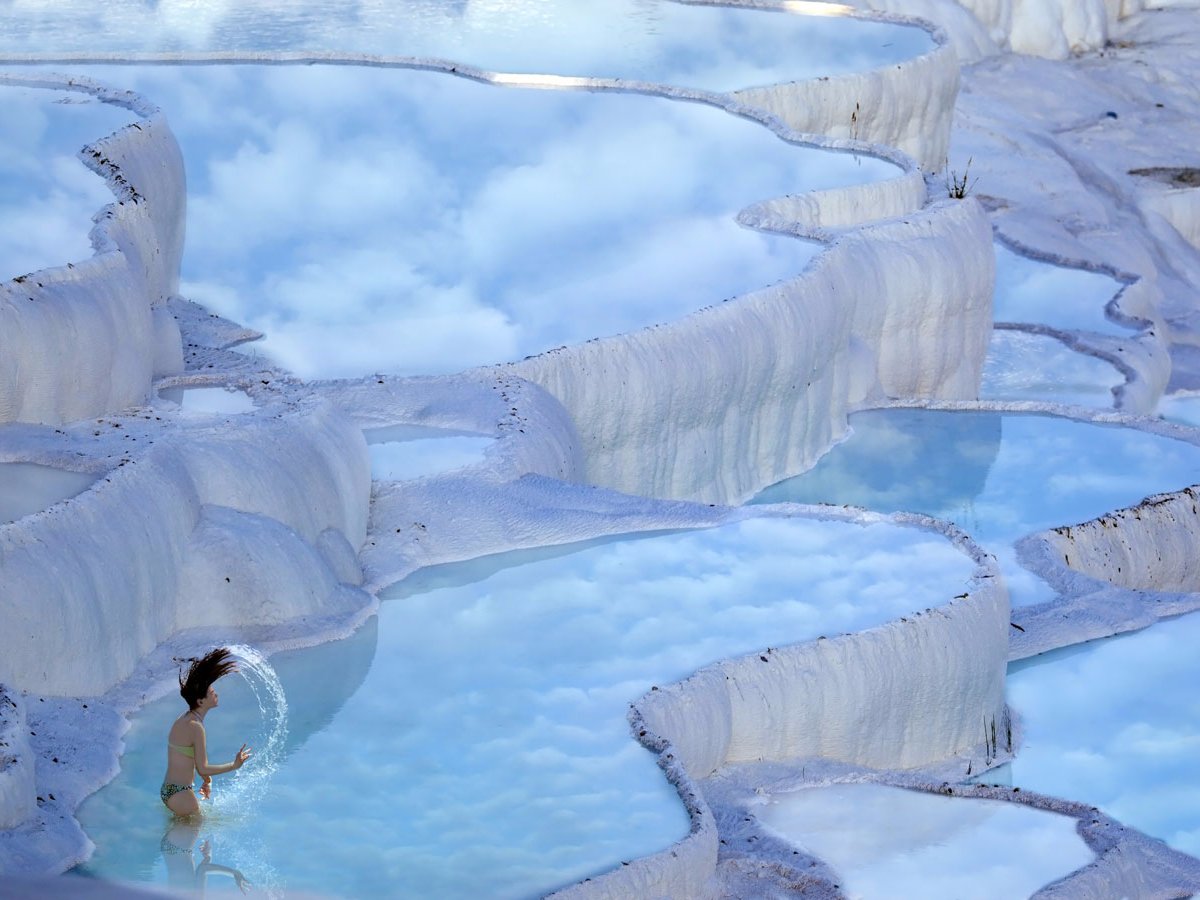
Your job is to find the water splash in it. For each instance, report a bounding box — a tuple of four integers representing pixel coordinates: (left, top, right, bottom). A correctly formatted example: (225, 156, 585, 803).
(209, 643, 289, 815)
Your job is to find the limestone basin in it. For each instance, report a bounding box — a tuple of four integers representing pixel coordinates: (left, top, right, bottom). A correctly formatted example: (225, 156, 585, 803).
(0, 461, 99, 525)
(157, 386, 255, 416)
(755, 782, 1093, 899)
(363, 424, 492, 481)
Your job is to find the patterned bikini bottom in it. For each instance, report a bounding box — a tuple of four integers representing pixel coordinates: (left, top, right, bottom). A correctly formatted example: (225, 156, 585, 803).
(160, 782, 194, 807)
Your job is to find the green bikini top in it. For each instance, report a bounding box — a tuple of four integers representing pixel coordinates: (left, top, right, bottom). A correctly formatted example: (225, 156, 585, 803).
(169, 742, 196, 759)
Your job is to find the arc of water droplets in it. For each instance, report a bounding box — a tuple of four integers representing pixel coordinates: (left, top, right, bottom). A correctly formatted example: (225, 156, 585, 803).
(210, 643, 289, 816)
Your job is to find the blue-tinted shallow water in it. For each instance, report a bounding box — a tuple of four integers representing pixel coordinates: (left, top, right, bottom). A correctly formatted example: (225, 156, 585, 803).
(157, 387, 256, 417)
(979, 244, 1131, 408)
(981, 330, 1122, 408)
(994, 244, 1131, 336)
(756, 783, 1094, 899)
(75, 516, 974, 898)
(751, 409, 1200, 607)
(364, 425, 492, 482)
(0, 461, 99, 526)
(48, 63, 893, 380)
(6, 0, 1192, 894)
(1160, 393, 1200, 427)
(0, 85, 136, 278)
(0, 1, 931, 92)
(1006, 611, 1200, 858)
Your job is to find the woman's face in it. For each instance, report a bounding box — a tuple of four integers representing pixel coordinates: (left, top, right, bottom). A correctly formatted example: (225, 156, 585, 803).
(205, 685, 219, 709)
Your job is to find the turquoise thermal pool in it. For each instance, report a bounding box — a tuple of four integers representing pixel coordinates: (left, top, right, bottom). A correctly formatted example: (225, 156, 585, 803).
(751, 409, 1200, 607)
(994, 244, 1132, 336)
(0, 461, 99, 525)
(364, 425, 492, 481)
(1006, 611, 1200, 858)
(755, 783, 1094, 899)
(0, 85, 137, 278)
(59, 64, 898, 380)
(981, 330, 1123, 408)
(1160, 393, 1200, 427)
(1, 2, 931, 92)
(6, 0, 1195, 896)
(74, 515, 975, 898)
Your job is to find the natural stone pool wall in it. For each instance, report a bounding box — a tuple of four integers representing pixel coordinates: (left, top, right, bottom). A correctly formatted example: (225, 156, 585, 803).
(1023, 484, 1200, 593)
(0, 400, 371, 700)
(551, 515, 1007, 899)
(511, 199, 993, 505)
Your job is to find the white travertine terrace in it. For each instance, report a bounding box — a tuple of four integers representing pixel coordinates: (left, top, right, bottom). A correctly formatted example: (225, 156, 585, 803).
(739, 169, 928, 235)
(1, 0, 1199, 896)
(0, 689, 35, 831)
(1026, 485, 1200, 593)
(0, 398, 371, 699)
(848, 0, 1155, 59)
(509, 199, 994, 505)
(547, 515, 1006, 899)
(0, 74, 184, 425)
(1138, 183, 1200, 253)
(733, 37, 958, 170)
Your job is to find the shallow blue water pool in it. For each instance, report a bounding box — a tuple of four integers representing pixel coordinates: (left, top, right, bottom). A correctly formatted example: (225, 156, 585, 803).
(994, 244, 1131, 336)
(751, 409, 1200, 607)
(0, 461, 100, 526)
(53, 63, 894, 380)
(756, 782, 1094, 898)
(0, 1, 931, 92)
(74, 515, 974, 898)
(981, 330, 1122, 408)
(1006, 611, 1200, 858)
(0, 84, 137, 278)
(364, 425, 492, 481)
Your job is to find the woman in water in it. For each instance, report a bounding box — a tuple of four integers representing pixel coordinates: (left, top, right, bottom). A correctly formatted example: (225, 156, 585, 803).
(162, 648, 252, 817)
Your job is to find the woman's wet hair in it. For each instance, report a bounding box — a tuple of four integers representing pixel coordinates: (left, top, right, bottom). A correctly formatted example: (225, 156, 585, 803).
(179, 648, 238, 709)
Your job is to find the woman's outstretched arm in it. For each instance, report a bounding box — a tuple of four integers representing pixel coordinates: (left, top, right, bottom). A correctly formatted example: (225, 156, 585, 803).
(191, 722, 251, 777)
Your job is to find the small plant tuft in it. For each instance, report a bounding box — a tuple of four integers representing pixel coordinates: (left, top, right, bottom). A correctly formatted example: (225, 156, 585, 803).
(946, 157, 979, 199)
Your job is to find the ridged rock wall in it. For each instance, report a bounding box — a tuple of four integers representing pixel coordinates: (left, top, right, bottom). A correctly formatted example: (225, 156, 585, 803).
(733, 39, 959, 171)
(0, 689, 35, 830)
(0, 400, 371, 700)
(1024, 485, 1200, 592)
(510, 198, 994, 505)
(851, 0, 1147, 60)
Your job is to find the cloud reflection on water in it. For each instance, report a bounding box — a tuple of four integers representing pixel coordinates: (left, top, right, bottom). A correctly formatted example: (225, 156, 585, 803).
(756, 782, 1094, 899)
(77, 516, 974, 898)
(981, 329, 1123, 408)
(0, 86, 136, 278)
(993, 244, 1129, 335)
(58, 64, 896, 379)
(751, 409, 1200, 607)
(0, 1, 930, 92)
(1008, 611, 1200, 858)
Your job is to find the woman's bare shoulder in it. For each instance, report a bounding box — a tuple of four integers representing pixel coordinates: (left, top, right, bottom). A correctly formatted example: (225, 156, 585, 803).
(169, 714, 204, 740)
